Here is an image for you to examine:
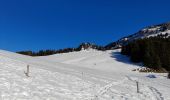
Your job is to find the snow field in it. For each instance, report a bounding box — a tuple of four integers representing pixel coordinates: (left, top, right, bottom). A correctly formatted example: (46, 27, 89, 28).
(0, 49, 170, 100)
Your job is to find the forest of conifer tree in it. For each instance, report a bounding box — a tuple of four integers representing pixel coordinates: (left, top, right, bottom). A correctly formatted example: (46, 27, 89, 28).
(121, 35, 170, 72)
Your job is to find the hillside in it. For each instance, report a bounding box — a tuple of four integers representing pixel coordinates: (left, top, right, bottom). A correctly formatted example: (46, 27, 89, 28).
(0, 49, 170, 100)
(105, 22, 170, 49)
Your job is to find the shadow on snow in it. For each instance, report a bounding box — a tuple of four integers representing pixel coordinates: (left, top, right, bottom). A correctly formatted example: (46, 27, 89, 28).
(110, 51, 142, 66)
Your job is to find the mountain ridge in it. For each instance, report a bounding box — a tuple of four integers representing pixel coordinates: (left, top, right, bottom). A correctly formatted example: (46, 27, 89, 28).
(16, 22, 170, 56)
(105, 22, 170, 49)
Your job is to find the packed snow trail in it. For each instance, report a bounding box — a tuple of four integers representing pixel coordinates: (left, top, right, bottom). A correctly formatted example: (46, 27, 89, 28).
(0, 49, 170, 100)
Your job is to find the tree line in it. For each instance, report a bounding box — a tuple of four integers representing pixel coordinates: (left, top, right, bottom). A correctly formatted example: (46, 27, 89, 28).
(17, 43, 105, 56)
(121, 35, 170, 72)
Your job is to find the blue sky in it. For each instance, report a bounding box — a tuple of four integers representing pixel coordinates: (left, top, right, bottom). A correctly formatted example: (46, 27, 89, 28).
(0, 0, 170, 51)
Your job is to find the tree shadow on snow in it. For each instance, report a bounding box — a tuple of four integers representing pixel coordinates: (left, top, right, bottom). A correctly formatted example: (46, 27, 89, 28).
(110, 51, 142, 66)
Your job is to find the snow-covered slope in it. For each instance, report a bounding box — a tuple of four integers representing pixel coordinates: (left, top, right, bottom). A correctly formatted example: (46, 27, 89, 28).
(0, 49, 170, 100)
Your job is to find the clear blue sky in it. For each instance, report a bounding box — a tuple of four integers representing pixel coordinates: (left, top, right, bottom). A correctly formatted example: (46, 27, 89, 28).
(0, 0, 170, 51)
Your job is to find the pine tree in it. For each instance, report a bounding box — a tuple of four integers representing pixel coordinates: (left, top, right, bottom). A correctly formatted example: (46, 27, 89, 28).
(152, 54, 162, 70)
(130, 42, 141, 62)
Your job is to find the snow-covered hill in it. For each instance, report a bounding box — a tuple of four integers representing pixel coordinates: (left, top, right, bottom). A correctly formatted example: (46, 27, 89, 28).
(105, 22, 170, 49)
(0, 49, 170, 100)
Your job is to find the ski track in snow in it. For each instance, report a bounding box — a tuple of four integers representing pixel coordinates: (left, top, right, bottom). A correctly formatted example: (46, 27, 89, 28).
(90, 76, 165, 100)
(0, 49, 170, 100)
(148, 87, 164, 100)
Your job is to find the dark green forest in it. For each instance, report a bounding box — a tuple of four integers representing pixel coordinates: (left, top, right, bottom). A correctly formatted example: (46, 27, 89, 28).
(121, 35, 170, 72)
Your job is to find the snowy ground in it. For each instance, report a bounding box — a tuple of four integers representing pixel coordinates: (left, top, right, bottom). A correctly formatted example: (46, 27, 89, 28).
(0, 49, 170, 100)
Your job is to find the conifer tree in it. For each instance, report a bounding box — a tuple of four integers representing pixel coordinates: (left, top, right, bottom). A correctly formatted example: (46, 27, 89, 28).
(130, 42, 141, 62)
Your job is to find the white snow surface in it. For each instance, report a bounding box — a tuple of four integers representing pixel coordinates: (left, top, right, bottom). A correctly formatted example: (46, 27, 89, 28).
(0, 49, 170, 100)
